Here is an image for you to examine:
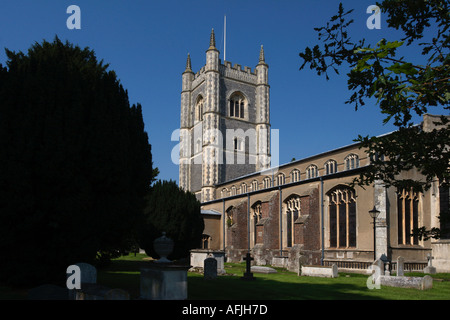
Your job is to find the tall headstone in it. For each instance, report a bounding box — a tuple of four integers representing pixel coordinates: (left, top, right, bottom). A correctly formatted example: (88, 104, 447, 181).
(204, 257, 218, 280)
(397, 256, 405, 276)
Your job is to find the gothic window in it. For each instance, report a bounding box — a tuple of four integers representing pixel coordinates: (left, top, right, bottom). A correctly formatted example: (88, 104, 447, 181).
(263, 177, 271, 189)
(306, 165, 318, 179)
(345, 154, 359, 170)
(252, 202, 262, 247)
(285, 196, 301, 248)
(241, 183, 248, 194)
(276, 173, 285, 186)
(231, 185, 237, 196)
(290, 169, 300, 183)
(195, 96, 203, 122)
(328, 187, 357, 248)
(202, 234, 211, 249)
(229, 92, 245, 119)
(221, 188, 228, 198)
(397, 188, 420, 245)
(252, 180, 259, 191)
(370, 152, 385, 163)
(325, 160, 337, 175)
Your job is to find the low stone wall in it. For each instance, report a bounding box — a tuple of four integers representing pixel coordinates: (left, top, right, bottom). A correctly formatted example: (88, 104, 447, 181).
(431, 240, 450, 273)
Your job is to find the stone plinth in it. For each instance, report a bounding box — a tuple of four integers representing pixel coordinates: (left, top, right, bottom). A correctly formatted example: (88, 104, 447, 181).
(140, 262, 190, 300)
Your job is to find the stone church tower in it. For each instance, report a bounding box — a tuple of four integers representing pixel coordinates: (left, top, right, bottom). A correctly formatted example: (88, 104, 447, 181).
(179, 29, 271, 202)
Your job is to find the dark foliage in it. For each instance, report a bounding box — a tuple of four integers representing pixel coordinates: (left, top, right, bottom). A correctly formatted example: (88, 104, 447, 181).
(138, 180, 204, 261)
(0, 37, 153, 286)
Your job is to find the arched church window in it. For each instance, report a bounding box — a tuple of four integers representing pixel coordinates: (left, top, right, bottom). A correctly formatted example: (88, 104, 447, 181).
(290, 169, 300, 183)
(276, 173, 285, 186)
(221, 188, 228, 198)
(195, 96, 203, 122)
(202, 234, 211, 249)
(345, 154, 359, 170)
(397, 188, 420, 245)
(325, 160, 337, 175)
(229, 92, 246, 119)
(306, 165, 318, 179)
(285, 195, 301, 248)
(252, 180, 259, 191)
(328, 186, 357, 248)
(263, 177, 271, 189)
(252, 202, 262, 247)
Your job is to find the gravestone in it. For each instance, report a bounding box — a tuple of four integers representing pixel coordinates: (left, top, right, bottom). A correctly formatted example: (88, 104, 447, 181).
(397, 256, 405, 276)
(67, 262, 97, 300)
(241, 253, 255, 281)
(204, 257, 217, 280)
(76, 262, 97, 284)
(423, 253, 436, 274)
(385, 262, 391, 276)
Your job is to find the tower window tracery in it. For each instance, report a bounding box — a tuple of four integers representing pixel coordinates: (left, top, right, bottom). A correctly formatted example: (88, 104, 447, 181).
(229, 92, 246, 119)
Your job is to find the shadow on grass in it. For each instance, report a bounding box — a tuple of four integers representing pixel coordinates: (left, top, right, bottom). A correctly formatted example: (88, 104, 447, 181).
(187, 274, 383, 300)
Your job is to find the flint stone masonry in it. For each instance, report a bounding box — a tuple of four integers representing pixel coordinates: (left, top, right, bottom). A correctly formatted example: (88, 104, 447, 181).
(300, 265, 338, 278)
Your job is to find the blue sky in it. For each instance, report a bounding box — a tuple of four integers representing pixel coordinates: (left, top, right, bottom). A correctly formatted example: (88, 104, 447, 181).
(0, 1, 445, 184)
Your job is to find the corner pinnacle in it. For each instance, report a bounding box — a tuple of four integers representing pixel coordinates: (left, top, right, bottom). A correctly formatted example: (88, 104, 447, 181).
(209, 28, 216, 49)
(185, 53, 192, 72)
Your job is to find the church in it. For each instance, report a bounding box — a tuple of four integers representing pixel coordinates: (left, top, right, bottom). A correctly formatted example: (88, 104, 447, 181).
(179, 29, 450, 273)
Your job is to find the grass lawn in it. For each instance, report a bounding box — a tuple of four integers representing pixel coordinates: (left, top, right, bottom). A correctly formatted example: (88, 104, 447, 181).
(98, 253, 450, 300)
(2, 253, 450, 300)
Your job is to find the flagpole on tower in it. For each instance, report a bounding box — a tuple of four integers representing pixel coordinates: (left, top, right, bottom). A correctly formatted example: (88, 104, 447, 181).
(224, 15, 227, 61)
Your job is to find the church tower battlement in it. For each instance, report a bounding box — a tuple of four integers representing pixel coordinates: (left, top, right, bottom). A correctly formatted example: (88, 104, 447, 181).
(179, 29, 271, 202)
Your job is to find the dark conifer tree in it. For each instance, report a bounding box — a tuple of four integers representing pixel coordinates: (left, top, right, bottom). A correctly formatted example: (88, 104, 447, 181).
(139, 180, 204, 261)
(0, 37, 154, 286)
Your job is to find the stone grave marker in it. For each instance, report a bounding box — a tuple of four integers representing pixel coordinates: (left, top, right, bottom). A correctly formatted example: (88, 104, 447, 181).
(396, 256, 405, 276)
(423, 253, 436, 274)
(241, 253, 255, 281)
(204, 256, 218, 280)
